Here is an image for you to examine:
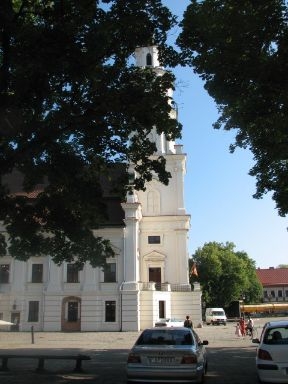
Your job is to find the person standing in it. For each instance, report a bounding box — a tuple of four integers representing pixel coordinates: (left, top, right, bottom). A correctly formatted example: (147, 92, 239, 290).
(239, 316, 246, 337)
(235, 323, 242, 337)
(184, 315, 193, 329)
(246, 316, 254, 338)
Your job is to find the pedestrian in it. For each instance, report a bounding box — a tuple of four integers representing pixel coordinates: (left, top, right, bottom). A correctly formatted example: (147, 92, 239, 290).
(239, 316, 246, 337)
(235, 323, 242, 337)
(246, 316, 254, 338)
(184, 315, 193, 329)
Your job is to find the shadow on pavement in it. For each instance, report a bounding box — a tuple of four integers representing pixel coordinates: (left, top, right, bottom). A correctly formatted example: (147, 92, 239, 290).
(0, 345, 259, 384)
(205, 345, 258, 384)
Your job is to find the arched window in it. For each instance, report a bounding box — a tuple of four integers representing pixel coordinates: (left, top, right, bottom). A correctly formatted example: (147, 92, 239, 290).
(147, 190, 160, 214)
(146, 53, 152, 66)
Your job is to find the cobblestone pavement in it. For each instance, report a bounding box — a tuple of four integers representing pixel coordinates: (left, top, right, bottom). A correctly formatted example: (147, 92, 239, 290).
(0, 316, 286, 384)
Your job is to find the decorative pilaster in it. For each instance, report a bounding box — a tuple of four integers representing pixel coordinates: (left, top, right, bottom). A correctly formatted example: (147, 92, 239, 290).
(121, 191, 142, 284)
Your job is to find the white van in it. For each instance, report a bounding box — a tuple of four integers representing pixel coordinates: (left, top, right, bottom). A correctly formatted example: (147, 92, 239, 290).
(205, 307, 227, 325)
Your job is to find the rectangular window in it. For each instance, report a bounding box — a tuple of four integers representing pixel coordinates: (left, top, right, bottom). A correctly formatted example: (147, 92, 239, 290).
(278, 290, 283, 298)
(148, 235, 161, 244)
(285, 290, 288, 298)
(271, 291, 275, 298)
(264, 291, 268, 298)
(67, 301, 78, 322)
(105, 301, 116, 322)
(28, 301, 39, 322)
(67, 264, 79, 283)
(0, 264, 10, 283)
(32, 264, 43, 283)
(104, 263, 116, 282)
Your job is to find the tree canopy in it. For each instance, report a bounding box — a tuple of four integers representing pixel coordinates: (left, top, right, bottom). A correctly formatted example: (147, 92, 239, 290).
(0, 0, 181, 266)
(178, 0, 288, 217)
(190, 242, 262, 308)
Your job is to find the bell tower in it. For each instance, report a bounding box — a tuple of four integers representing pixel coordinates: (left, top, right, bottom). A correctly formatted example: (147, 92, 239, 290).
(134, 46, 176, 155)
(134, 45, 162, 68)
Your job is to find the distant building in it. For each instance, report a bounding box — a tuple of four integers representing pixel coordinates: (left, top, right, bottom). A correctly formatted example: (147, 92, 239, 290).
(256, 267, 288, 302)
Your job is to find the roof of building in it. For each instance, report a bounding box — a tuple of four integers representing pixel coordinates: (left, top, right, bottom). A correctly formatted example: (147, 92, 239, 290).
(256, 268, 288, 286)
(1, 167, 125, 226)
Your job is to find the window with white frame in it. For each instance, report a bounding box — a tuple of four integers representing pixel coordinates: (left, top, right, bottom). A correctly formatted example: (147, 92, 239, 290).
(105, 301, 116, 322)
(148, 235, 161, 244)
(32, 264, 43, 283)
(67, 264, 79, 283)
(0, 264, 10, 283)
(28, 301, 39, 322)
(146, 53, 152, 66)
(104, 263, 116, 282)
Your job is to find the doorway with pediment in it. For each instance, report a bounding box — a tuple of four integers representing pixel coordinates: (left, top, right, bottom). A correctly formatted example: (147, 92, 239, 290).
(143, 251, 166, 290)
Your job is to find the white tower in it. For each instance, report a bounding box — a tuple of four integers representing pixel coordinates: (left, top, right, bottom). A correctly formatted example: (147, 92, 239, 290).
(134, 46, 176, 155)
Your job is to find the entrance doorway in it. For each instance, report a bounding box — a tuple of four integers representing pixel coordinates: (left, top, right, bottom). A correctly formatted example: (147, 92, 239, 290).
(61, 297, 81, 331)
(149, 267, 161, 290)
(159, 301, 165, 319)
(10, 312, 20, 331)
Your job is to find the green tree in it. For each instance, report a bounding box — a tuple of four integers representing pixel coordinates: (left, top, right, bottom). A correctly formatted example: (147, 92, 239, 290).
(0, 0, 181, 266)
(190, 242, 262, 307)
(178, 0, 288, 217)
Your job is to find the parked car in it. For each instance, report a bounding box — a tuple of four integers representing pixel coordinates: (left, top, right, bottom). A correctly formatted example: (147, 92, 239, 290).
(154, 318, 184, 327)
(252, 320, 288, 383)
(126, 327, 209, 383)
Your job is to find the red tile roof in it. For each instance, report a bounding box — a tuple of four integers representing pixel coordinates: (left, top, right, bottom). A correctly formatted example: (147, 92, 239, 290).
(256, 268, 288, 286)
(1, 168, 125, 226)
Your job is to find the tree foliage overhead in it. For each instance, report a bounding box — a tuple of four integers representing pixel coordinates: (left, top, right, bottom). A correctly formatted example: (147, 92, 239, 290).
(190, 242, 262, 308)
(178, 0, 288, 217)
(0, 0, 182, 266)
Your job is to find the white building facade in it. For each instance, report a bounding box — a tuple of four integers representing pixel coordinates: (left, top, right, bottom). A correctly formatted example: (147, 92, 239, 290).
(0, 46, 202, 332)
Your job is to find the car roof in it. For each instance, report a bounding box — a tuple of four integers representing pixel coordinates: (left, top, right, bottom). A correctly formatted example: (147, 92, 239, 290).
(148, 327, 190, 331)
(264, 320, 288, 328)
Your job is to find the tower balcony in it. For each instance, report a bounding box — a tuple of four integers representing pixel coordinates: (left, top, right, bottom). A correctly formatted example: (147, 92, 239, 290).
(140, 282, 192, 292)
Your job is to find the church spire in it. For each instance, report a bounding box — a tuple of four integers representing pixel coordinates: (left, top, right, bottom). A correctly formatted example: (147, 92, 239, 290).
(134, 45, 176, 154)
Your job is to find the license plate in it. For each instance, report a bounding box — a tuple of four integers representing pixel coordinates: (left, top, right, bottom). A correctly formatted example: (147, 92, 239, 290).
(149, 356, 175, 364)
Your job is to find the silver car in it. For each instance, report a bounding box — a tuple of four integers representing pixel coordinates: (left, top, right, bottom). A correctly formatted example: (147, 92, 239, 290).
(253, 320, 288, 383)
(154, 318, 184, 327)
(126, 327, 208, 383)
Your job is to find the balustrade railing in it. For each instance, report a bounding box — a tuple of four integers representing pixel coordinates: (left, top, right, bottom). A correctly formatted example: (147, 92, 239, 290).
(140, 282, 191, 292)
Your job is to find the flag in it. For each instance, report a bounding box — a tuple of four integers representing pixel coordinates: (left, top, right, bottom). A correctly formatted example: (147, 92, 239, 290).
(190, 262, 198, 277)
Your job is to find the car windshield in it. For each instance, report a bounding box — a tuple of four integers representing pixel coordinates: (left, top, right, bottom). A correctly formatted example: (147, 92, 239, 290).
(212, 311, 224, 316)
(263, 327, 288, 345)
(136, 329, 194, 346)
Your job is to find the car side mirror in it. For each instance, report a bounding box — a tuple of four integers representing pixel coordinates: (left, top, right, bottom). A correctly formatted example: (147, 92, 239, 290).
(201, 340, 209, 345)
(252, 338, 260, 344)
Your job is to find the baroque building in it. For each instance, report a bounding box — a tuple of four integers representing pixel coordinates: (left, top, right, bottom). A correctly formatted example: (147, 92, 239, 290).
(0, 46, 202, 332)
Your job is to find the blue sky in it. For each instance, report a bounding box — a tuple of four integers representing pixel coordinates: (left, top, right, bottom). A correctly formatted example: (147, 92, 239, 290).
(163, 0, 288, 268)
